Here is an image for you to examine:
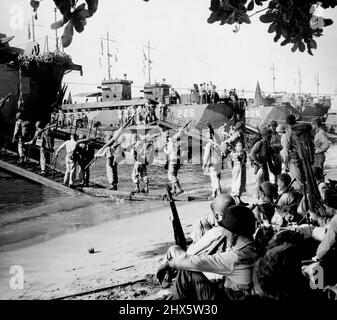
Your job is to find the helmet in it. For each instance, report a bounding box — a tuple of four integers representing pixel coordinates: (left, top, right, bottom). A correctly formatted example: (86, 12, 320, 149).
(286, 114, 296, 126)
(219, 205, 256, 238)
(260, 127, 272, 137)
(210, 194, 235, 215)
(312, 166, 324, 180)
(259, 181, 277, 199)
(268, 120, 278, 127)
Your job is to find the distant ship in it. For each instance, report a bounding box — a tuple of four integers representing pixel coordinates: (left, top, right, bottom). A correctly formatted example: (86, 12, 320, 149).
(245, 81, 299, 128)
(245, 81, 331, 129)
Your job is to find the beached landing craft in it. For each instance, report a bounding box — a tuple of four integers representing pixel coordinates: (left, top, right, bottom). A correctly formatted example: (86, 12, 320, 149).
(61, 79, 246, 140)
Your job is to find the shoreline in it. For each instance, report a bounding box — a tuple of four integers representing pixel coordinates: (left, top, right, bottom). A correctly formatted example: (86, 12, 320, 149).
(0, 145, 336, 299)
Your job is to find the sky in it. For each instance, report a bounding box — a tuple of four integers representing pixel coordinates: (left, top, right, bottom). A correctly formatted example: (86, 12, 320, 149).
(1, 0, 337, 98)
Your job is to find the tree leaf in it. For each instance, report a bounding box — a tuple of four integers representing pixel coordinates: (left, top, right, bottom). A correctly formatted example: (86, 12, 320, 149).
(86, 0, 98, 17)
(268, 23, 275, 33)
(207, 11, 219, 23)
(299, 40, 305, 52)
(260, 12, 275, 23)
(291, 41, 298, 52)
(310, 39, 317, 49)
(274, 33, 281, 42)
(61, 21, 74, 48)
(247, 0, 254, 11)
(51, 18, 65, 30)
(280, 38, 291, 46)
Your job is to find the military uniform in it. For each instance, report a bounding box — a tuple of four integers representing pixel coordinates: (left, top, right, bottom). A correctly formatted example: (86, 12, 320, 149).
(313, 127, 330, 169)
(203, 140, 222, 198)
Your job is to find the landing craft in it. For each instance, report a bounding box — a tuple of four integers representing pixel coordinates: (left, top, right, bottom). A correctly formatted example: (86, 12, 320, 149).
(61, 79, 246, 141)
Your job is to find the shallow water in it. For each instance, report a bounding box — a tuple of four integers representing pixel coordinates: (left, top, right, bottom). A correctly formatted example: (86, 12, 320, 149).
(0, 152, 233, 252)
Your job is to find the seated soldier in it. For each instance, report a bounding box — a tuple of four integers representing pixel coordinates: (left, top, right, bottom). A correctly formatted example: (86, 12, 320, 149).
(156, 206, 258, 300)
(190, 194, 235, 242)
(248, 181, 277, 227)
(271, 173, 302, 227)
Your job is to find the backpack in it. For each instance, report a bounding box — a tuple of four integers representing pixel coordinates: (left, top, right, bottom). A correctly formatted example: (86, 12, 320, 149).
(254, 230, 305, 300)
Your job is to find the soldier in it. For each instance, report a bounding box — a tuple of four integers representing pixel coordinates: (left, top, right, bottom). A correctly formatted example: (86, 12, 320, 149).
(55, 134, 78, 187)
(75, 134, 95, 187)
(26, 121, 55, 174)
(311, 117, 330, 169)
(12, 112, 27, 163)
(131, 133, 155, 193)
(95, 136, 124, 190)
(202, 129, 223, 200)
(268, 120, 283, 185)
(249, 127, 274, 199)
(282, 114, 306, 193)
(163, 125, 188, 195)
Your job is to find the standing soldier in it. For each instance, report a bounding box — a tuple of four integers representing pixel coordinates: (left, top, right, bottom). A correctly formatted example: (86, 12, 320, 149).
(26, 121, 55, 174)
(229, 140, 248, 205)
(163, 124, 189, 195)
(311, 117, 330, 169)
(76, 134, 95, 187)
(202, 126, 223, 199)
(249, 127, 274, 199)
(12, 112, 27, 163)
(55, 134, 78, 187)
(268, 120, 283, 185)
(131, 133, 155, 193)
(282, 114, 306, 193)
(95, 136, 124, 190)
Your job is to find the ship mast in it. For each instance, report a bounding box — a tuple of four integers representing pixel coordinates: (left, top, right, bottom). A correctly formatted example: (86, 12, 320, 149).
(270, 63, 276, 93)
(54, 8, 59, 50)
(145, 40, 154, 84)
(298, 67, 302, 95)
(315, 71, 320, 97)
(100, 33, 117, 80)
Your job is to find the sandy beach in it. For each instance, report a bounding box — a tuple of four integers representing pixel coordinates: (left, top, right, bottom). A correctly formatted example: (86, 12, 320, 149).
(0, 144, 336, 300)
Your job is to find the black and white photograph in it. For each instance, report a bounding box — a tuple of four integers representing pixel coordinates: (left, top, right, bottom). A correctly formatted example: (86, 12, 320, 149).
(1, 0, 337, 308)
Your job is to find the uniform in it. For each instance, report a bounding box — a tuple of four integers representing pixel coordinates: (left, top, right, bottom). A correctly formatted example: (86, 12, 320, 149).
(104, 145, 123, 189)
(249, 139, 272, 198)
(56, 138, 77, 186)
(164, 138, 183, 194)
(229, 149, 247, 199)
(282, 127, 305, 193)
(76, 142, 95, 187)
(313, 127, 330, 169)
(269, 131, 283, 184)
(13, 119, 26, 162)
(131, 139, 154, 193)
(203, 140, 222, 198)
(39, 128, 54, 173)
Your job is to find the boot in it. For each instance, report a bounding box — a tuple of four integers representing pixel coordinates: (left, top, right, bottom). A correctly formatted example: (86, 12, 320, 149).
(144, 183, 149, 194)
(174, 181, 184, 195)
(171, 183, 176, 194)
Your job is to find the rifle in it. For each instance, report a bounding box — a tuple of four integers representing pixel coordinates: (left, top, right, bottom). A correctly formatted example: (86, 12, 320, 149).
(86, 115, 134, 169)
(166, 185, 187, 251)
